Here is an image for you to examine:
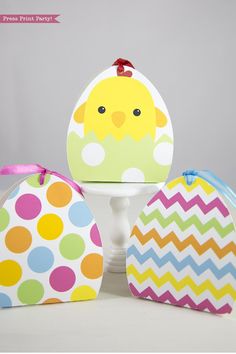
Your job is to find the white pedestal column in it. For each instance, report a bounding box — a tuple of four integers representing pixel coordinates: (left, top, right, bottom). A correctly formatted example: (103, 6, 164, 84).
(106, 196, 131, 273)
(80, 182, 162, 273)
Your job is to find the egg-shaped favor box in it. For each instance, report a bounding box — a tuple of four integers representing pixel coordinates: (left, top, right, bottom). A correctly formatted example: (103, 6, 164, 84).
(0, 172, 103, 308)
(67, 58, 174, 183)
(126, 171, 236, 314)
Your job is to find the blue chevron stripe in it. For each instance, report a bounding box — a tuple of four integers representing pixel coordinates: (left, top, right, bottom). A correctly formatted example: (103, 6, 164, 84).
(127, 245, 236, 280)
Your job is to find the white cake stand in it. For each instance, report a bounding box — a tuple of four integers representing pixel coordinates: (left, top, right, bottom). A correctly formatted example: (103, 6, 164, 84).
(80, 182, 163, 273)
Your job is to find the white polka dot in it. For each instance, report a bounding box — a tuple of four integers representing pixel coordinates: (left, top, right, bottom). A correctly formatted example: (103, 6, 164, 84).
(153, 142, 173, 165)
(81, 143, 105, 166)
(122, 168, 145, 182)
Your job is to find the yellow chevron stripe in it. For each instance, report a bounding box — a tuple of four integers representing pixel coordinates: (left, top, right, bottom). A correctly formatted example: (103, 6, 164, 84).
(127, 264, 236, 300)
(167, 177, 215, 195)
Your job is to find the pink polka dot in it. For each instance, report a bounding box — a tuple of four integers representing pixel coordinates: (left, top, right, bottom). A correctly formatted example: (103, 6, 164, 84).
(90, 224, 102, 247)
(15, 194, 42, 220)
(49, 266, 76, 292)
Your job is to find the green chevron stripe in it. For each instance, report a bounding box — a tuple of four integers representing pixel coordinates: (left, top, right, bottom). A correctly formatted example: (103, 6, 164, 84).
(139, 210, 234, 237)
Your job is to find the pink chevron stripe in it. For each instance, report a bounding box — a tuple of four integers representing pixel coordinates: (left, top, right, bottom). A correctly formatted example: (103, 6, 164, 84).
(147, 190, 229, 217)
(129, 283, 232, 314)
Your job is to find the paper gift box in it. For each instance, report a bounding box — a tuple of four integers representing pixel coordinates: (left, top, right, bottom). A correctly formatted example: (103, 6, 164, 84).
(67, 58, 174, 183)
(0, 166, 103, 308)
(126, 170, 236, 314)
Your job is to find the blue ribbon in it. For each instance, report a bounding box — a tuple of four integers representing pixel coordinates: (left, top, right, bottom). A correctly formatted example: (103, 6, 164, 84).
(182, 169, 236, 208)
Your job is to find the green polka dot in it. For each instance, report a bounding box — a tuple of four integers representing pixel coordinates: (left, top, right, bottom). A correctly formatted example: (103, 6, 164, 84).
(26, 174, 50, 188)
(17, 280, 44, 304)
(59, 233, 85, 260)
(0, 208, 10, 232)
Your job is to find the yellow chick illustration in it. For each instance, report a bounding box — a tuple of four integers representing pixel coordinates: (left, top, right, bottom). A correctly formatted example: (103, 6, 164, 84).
(73, 76, 167, 141)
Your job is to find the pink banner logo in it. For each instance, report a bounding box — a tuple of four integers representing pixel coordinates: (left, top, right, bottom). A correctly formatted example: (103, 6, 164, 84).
(0, 14, 60, 23)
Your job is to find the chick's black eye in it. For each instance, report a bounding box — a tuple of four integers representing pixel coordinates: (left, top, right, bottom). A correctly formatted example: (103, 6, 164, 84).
(133, 108, 141, 116)
(98, 106, 106, 114)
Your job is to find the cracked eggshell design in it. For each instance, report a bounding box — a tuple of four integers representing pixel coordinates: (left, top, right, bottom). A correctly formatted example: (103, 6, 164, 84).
(67, 65, 173, 182)
(126, 176, 236, 314)
(0, 174, 103, 308)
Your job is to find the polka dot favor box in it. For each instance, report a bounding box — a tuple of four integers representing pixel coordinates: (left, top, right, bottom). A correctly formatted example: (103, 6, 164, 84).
(67, 58, 174, 183)
(0, 166, 103, 308)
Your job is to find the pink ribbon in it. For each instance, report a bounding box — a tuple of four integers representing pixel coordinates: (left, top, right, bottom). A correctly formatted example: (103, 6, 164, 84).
(0, 164, 84, 197)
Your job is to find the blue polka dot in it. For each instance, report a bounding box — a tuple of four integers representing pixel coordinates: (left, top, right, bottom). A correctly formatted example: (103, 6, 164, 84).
(8, 186, 20, 200)
(69, 202, 93, 227)
(28, 247, 54, 273)
(0, 293, 12, 308)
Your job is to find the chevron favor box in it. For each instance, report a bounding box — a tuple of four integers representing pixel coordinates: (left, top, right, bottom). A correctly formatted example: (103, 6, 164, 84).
(126, 175, 236, 314)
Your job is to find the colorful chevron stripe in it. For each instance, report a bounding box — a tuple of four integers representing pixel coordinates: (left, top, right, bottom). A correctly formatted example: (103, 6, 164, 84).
(147, 190, 229, 217)
(127, 176, 236, 314)
(131, 226, 236, 259)
(127, 264, 236, 300)
(128, 283, 232, 314)
(167, 177, 215, 194)
(127, 245, 236, 279)
(140, 210, 234, 237)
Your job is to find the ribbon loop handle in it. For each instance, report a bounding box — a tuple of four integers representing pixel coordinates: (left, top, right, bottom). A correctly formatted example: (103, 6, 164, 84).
(0, 164, 84, 197)
(183, 169, 236, 208)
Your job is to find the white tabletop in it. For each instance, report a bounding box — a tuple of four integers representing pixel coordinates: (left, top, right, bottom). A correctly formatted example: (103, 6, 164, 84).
(80, 182, 164, 197)
(0, 273, 235, 352)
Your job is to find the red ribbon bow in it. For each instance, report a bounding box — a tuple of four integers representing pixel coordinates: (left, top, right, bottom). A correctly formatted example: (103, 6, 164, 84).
(112, 58, 134, 77)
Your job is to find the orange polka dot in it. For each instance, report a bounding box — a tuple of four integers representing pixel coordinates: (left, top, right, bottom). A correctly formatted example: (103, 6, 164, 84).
(47, 182, 72, 207)
(81, 253, 103, 279)
(43, 298, 62, 305)
(5, 226, 32, 253)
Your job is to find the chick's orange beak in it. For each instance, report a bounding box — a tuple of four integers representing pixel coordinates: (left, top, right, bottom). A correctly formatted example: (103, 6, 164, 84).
(112, 111, 126, 128)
